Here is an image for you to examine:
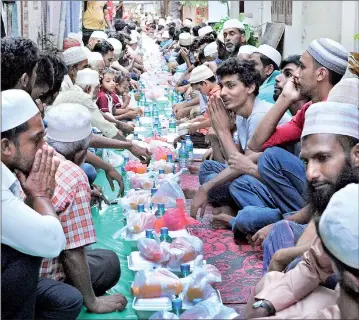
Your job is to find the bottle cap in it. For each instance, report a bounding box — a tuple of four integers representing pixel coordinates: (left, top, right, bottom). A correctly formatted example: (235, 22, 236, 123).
(172, 298, 182, 310)
(137, 204, 145, 212)
(167, 154, 173, 161)
(180, 263, 190, 274)
(145, 229, 154, 238)
(151, 187, 158, 195)
(160, 227, 169, 235)
(159, 169, 165, 174)
(158, 203, 165, 209)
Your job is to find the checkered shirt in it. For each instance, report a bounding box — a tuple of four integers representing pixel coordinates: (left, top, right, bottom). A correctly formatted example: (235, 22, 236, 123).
(39, 160, 96, 281)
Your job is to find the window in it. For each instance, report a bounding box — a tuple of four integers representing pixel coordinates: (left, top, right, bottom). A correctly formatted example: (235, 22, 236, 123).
(271, 0, 292, 25)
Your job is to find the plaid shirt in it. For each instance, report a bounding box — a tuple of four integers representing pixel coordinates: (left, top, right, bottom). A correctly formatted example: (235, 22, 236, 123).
(39, 160, 96, 281)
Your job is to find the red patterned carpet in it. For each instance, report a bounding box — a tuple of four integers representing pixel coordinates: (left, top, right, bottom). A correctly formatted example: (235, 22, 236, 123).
(181, 172, 263, 313)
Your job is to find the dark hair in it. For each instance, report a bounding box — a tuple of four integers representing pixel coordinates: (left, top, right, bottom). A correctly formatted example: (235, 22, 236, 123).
(280, 54, 301, 70)
(192, 26, 201, 37)
(114, 71, 127, 84)
(35, 53, 54, 89)
(186, 18, 193, 22)
(173, 30, 181, 41)
(168, 22, 176, 28)
(1, 122, 29, 146)
(259, 53, 279, 71)
(216, 59, 262, 96)
(336, 135, 359, 157)
(93, 40, 114, 56)
(40, 54, 67, 103)
(157, 25, 165, 32)
(312, 59, 343, 86)
(168, 26, 176, 38)
(114, 19, 126, 31)
(181, 27, 191, 34)
(127, 22, 137, 31)
(198, 49, 205, 64)
(1, 37, 39, 90)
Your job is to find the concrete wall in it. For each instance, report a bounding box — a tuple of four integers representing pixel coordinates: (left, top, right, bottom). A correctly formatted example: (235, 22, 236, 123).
(244, 1, 358, 57)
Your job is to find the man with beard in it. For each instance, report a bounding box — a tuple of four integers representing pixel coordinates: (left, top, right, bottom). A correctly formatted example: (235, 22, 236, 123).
(250, 44, 282, 104)
(253, 77, 359, 275)
(222, 19, 246, 58)
(243, 101, 359, 319)
(273, 54, 309, 115)
(311, 184, 359, 319)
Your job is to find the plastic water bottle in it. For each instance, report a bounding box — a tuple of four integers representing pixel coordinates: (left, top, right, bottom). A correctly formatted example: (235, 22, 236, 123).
(133, 132, 139, 140)
(137, 204, 145, 213)
(152, 103, 159, 117)
(164, 88, 169, 99)
(193, 298, 203, 305)
(179, 141, 188, 169)
(135, 115, 140, 127)
(144, 104, 151, 117)
(155, 203, 166, 218)
(180, 264, 190, 278)
(121, 167, 131, 192)
(172, 298, 183, 317)
(146, 229, 155, 239)
(185, 135, 194, 164)
(160, 227, 172, 243)
(153, 123, 160, 136)
(168, 114, 176, 133)
(150, 187, 158, 209)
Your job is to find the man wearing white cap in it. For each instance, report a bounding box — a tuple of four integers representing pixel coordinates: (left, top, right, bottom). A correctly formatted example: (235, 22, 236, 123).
(87, 30, 109, 50)
(222, 19, 246, 57)
(88, 52, 105, 78)
(204, 42, 218, 62)
(42, 104, 128, 314)
(198, 25, 214, 38)
(245, 101, 359, 319)
(249, 44, 282, 103)
(1, 90, 83, 319)
(61, 46, 89, 92)
(237, 44, 256, 60)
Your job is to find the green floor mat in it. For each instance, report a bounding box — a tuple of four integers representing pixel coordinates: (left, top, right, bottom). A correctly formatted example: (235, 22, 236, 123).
(78, 169, 138, 320)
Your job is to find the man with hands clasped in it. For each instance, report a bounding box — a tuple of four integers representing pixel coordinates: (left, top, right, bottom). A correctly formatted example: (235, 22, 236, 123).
(1, 90, 83, 320)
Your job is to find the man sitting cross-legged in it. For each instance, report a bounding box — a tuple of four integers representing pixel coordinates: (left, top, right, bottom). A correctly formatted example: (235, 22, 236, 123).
(40, 103, 127, 314)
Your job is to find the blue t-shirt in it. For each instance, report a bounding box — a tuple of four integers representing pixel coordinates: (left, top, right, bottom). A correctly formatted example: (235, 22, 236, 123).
(257, 70, 281, 104)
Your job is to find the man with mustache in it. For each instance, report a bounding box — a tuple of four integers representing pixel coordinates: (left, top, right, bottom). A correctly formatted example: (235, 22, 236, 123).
(223, 19, 246, 58)
(244, 101, 359, 319)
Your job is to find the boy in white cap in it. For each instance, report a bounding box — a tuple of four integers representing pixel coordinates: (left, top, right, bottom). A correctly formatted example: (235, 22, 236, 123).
(42, 104, 128, 315)
(1, 90, 83, 319)
(198, 25, 214, 38)
(222, 19, 246, 57)
(61, 46, 89, 92)
(245, 101, 359, 319)
(249, 44, 282, 104)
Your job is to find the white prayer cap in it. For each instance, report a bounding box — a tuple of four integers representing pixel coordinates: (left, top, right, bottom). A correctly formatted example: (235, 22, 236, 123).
(158, 18, 166, 26)
(75, 68, 100, 86)
(238, 45, 257, 56)
(223, 19, 244, 31)
(1, 89, 39, 132)
(183, 19, 192, 28)
(204, 42, 218, 57)
(301, 102, 359, 139)
(107, 38, 123, 55)
(253, 44, 282, 67)
(198, 26, 213, 37)
(46, 104, 92, 142)
(217, 30, 224, 43)
(87, 52, 104, 65)
(189, 65, 214, 84)
(129, 34, 138, 44)
(319, 183, 359, 269)
(327, 78, 359, 107)
(63, 46, 88, 66)
(179, 33, 192, 46)
(90, 30, 108, 40)
(162, 30, 170, 39)
(166, 16, 172, 21)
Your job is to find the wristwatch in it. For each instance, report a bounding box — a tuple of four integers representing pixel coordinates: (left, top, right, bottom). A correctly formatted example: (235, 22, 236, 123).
(252, 299, 276, 316)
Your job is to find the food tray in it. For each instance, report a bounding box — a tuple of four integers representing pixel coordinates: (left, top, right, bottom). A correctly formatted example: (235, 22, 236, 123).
(132, 295, 173, 319)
